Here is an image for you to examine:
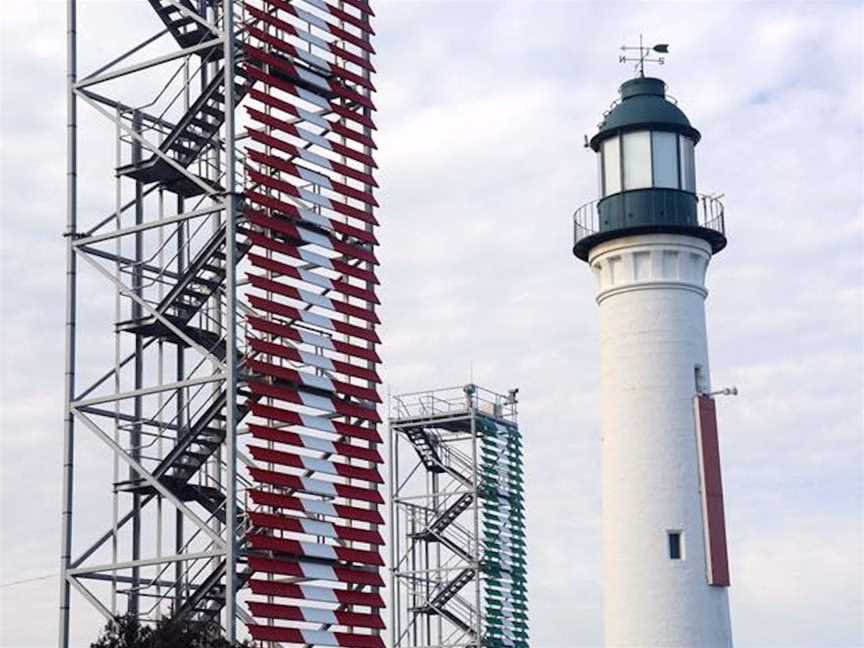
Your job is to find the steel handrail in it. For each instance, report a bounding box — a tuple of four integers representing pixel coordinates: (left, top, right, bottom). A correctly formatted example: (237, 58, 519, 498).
(572, 192, 726, 246)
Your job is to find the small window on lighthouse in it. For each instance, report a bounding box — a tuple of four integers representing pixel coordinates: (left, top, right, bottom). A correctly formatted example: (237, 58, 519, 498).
(668, 531, 684, 560)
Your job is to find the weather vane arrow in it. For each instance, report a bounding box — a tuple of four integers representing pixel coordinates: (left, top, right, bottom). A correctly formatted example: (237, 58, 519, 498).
(619, 34, 670, 77)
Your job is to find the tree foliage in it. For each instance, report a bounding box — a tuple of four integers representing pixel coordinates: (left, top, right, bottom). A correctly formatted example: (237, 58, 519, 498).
(91, 613, 254, 648)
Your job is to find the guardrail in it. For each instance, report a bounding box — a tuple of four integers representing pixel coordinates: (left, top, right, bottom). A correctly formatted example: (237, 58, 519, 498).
(573, 192, 726, 248)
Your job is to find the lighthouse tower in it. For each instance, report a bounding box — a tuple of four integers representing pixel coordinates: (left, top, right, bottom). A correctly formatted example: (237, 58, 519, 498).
(573, 55, 734, 647)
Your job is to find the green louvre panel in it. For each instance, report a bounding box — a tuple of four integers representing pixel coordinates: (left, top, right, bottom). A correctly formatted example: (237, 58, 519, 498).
(488, 543, 527, 553)
(484, 596, 529, 610)
(482, 530, 526, 544)
(485, 586, 528, 599)
(487, 627, 530, 638)
(485, 556, 528, 570)
(486, 621, 528, 632)
(482, 531, 526, 544)
(479, 418, 526, 647)
(483, 510, 525, 522)
(485, 600, 529, 614)
(480, 463, 524, 476)
(486, 627, 525, 637)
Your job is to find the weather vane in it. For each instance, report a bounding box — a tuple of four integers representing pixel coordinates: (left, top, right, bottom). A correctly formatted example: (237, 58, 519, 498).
(619, 34, 669, 77)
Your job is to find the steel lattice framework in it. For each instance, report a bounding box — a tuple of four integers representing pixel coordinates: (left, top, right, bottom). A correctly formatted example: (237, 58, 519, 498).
(60, 0, 382, 645)
(389, 386, 528, 648)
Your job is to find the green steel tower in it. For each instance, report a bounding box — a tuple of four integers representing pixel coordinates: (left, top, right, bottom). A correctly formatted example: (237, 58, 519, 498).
(389, 385, 528, 648)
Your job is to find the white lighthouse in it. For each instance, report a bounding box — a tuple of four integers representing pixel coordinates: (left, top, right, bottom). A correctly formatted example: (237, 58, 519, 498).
(573, 59, 734, 647)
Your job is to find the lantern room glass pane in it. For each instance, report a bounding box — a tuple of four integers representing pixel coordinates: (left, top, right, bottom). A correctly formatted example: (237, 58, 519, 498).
(651, 131, 679, 188)
(602, 136, 621, 196)
(679, 136, 696, 192)
(622, 131, 652, 190)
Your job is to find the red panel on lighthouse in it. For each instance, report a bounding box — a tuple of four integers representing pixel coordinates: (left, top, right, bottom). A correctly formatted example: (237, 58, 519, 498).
(696, 395, 730, 587)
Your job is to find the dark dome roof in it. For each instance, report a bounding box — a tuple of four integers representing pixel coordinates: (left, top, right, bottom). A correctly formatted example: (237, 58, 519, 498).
(589, 77, 701, 151)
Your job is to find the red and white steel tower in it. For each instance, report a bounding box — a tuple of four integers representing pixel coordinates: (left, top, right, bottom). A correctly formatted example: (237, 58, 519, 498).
(60, 1, 383, 645)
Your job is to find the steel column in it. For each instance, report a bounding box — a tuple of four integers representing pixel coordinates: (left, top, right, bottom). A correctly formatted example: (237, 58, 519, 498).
(221, 0, 239, 641)
(58, 1, 77, 646)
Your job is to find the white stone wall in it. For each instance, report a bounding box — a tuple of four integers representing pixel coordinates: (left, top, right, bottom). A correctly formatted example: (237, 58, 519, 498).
(589, 234, 733, 648)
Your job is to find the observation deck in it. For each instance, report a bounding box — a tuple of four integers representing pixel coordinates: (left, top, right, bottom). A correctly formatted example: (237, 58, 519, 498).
(572, 192, 727, 261)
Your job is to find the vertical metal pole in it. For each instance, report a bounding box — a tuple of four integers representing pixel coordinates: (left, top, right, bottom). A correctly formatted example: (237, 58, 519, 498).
(129, 110, 144, 618)
(175, 196, 186, 610)
(222, 0, 239, 641)
(471, 405, 482, 642)
(387, 398, 397, 648)
(58, 1, 77, 646)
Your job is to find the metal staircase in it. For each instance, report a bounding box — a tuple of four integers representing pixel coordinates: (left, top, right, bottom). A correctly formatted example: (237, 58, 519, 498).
(117, 224, 252, 343)
(405, 428, 444, 473)
(417, 568, 478, 633)
(428, 493, 474, 536)
(118, 65, 252, 196)
(147, 0, 219, 52)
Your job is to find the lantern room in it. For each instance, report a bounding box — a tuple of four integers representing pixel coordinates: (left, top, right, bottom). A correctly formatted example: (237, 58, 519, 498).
(573, 76, 727, 261)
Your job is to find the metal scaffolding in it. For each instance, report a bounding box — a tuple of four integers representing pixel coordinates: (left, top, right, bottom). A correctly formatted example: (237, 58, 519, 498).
(389, 385, 528, 648)
(60, 1, 382, 646)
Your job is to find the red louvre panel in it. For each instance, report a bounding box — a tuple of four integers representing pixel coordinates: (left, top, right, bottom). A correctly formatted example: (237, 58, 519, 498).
(245, 46, 376, 111)
(265, 0, 376, 54)
(302, 0, 376, 35)
(246, 315, 380, 363)
(247, 624, 384, 648)
(244, 66, 377, 132)
(245, 107, 377, 169)
(247, 401, 380, 442)
(248, 252, 380, 305)
(246, 107, 377, 169)
(247, 534, 384, 566)
(247, 380, 382, 424)
(246, 295, 381, 344)
(249, 511, 384, 545)
(246, 25, 376, 92)
(243, 5, 376, 73)
(247, 128, 377, 187)
(248, 557, 384, 587)
(246, 209, 378, 265)
(247, 149, 379, 207)
(247, 338, 381, 384)
(248, 602, 385, 630)
(249, 489, 384, 525)
(249, 467, 384, 504)
(246, 273, 380, 325)
(248, 579, 384, 608)
(247, 357, 381, 403)
(696, 396, 730, 587)
(249, 424, 383, 463)
(247, 177, 377, 240)
(246, 191, 377, 245)
(248, 445, 384, 483)
(247, 165, 378, 228)
(246, 233, 379, 286)
(337, 0, 374, 17)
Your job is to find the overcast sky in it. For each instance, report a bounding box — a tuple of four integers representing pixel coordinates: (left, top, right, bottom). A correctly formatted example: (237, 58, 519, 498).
(1, 1, 863, 647)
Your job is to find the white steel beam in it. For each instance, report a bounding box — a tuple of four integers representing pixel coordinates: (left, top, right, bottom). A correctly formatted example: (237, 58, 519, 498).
(76, 38, 222, 89)
(69, 550, 224, 576)
(73, 203, 223, 247)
